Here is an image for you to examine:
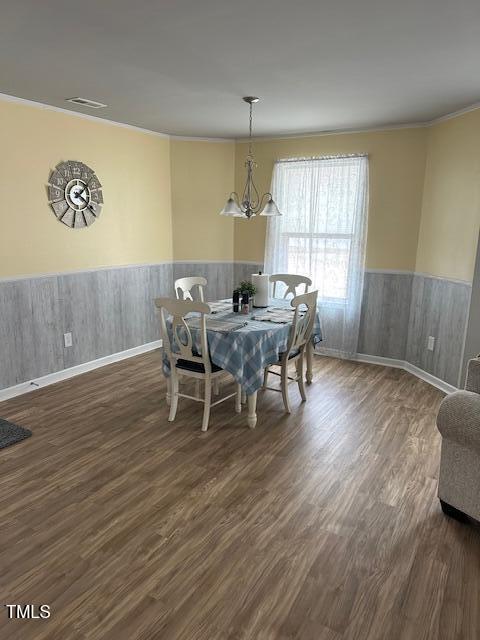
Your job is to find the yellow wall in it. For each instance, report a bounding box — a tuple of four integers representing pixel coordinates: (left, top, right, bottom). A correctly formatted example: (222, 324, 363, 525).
(234, 129, 428, 270)
(3, 95, 479, 283)
(416, 110, 480, 282)
(0, 99, 172, 277)
(170, 139, 235, 261)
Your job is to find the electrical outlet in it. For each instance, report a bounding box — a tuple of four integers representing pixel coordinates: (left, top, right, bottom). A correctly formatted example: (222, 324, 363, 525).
(64, 332, 73, 348)
(427, 336, 435, 351)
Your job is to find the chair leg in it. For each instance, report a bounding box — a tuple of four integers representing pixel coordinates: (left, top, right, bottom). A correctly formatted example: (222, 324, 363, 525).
(194, 379, 201, 399)
(281, 360, 291, 414)
(213, 377, 220, 396)
(168, 370, 179, 421)
(297, 355, 307, 402)
(166, 375, 171, 406)
(202, 376, 212, 432)
(306, 340, 314, 385)
(263, 367, 269, 388)
(235, 383, 242, 414)
(241, 389, 246, 405)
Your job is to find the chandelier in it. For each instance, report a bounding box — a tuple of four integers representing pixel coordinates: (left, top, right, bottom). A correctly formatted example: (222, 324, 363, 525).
(220, 97, 281, 219)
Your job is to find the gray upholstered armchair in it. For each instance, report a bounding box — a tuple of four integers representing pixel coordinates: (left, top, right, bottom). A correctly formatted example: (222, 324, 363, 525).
(436, 357, 480, 523)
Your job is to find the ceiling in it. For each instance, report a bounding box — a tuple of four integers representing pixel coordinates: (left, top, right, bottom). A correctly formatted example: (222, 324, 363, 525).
(1, 0, 480, 138)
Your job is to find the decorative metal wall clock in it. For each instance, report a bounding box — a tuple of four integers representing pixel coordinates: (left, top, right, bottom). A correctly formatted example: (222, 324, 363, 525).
(47, 160, 103, 228)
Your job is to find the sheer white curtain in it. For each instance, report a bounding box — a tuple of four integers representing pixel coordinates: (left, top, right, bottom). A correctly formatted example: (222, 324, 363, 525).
(265, 155, 369, 358)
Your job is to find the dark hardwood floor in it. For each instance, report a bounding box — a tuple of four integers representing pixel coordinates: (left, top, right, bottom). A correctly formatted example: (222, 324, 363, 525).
(0, 352, 479, 640)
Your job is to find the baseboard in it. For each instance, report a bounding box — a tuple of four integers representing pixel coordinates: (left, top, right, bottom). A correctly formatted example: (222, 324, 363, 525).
(354, 353, 406, 369)
(317, 347, 359, 359)
(354, 353, 457, 394)
(403, 362, 457, 394)
(0, 340, 162, 403)
(0, 341, 456, 403)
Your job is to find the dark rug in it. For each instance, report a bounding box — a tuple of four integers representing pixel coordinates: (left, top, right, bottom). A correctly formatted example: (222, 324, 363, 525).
(0, 418, 32, 449)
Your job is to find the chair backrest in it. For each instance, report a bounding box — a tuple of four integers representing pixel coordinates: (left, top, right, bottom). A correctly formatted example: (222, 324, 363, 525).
(155, 297, 212, 372)
(174, 276, 207, 302)
(285, 290, 318, 355)
(270, 273, 312, 299)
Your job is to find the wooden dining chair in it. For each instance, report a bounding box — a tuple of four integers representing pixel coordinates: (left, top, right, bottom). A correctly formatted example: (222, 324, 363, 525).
(270, 273, 312, 299)
(263, 290, 318, 413)
(155, 297, 241, 431)
(174, 276, 207, 302)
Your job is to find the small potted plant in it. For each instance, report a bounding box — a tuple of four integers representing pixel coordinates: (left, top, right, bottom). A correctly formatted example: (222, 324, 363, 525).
(236, 280, 257, 312)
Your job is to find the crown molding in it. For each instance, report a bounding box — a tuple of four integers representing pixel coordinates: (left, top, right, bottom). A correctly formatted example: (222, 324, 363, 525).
(0, 92, 170, 138)
(428, 100, 480, 125)
(170, 135, 235, 143)
(1, 90, 480, 142)
(236, 101, 480, 142)
(235, 120, 427, 143)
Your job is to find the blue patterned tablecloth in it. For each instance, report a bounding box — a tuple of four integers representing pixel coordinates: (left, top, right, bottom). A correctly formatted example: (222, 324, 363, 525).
(162, 299, 323, 395)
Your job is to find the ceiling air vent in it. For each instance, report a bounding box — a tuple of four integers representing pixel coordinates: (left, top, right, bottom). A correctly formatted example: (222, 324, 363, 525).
(66, 97, 107, 109)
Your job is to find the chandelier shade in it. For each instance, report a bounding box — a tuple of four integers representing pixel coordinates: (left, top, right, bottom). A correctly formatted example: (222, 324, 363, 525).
(220, 195, 244, 217)
(220, 97, 281, 220)
(261, 197, 282, 216)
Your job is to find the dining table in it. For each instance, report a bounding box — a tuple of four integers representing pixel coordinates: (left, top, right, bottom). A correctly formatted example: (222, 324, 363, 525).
(162, 298, 323, 428)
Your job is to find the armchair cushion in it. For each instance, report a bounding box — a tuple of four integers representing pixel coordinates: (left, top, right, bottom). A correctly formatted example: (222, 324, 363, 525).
(437, 390, 480, 454)
(465, 356, 480, 394)
(436, 357, 480, 522)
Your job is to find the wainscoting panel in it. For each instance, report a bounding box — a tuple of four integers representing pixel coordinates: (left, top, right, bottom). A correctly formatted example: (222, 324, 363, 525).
(1, 262, 472, 393)
(315, 305, 348, 355)
(31, 276, 64, 382)
(233, 263, 264, 290)
(231, 265, 414, 360)
(358, 272, 413, 359)
(0, 278, 59, 388)
(406, 274, 471, 387)
(59, 270, 105, 369)
(0, 263, 172, 390)
(232, 265, 470, 388)
(173, 262, 235, 301)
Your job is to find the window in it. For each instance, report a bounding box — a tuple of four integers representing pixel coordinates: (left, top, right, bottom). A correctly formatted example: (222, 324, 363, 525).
(266, 155, 368, 301)
(265, 154, 369, 356)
